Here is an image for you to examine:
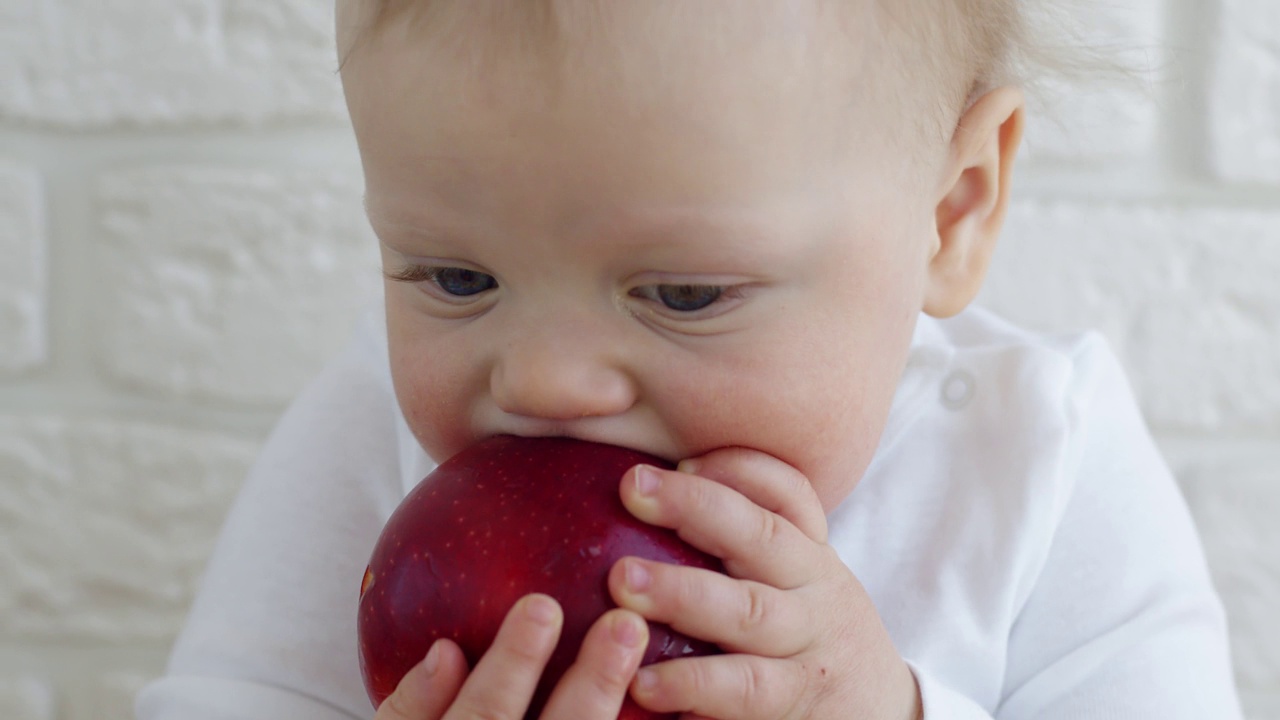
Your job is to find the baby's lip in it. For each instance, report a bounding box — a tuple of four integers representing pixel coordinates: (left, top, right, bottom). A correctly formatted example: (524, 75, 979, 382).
(483, 417, 578, 441)
(478, 419, 679, 463)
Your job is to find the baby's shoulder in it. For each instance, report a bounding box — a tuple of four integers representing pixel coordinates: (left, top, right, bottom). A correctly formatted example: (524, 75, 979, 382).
(912, 305, 1122, 414)
(843, 307, 1150, 570)
(879, 306, 1140, 495)
(919, 304, 1109, 366)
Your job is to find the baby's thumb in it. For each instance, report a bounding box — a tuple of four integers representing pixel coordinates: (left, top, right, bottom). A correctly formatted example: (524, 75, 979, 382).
(375, 640, 466, 720)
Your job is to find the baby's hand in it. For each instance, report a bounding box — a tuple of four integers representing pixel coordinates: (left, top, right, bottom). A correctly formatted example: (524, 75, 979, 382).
(611, 449, 922, 720)
(375, 594, 649, 720)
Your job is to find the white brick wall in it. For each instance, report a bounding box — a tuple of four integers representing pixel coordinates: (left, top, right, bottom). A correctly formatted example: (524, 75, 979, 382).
(0, 1, 1277, 719)
(1209, 0, 1280, 183)
(97, 167, 378, 404)
(0, 676, 55, 720)
(0, 161, 44, 374)
(0, 416, 260, 641)
(0, 0, 345, 126)
(985, 202, 1280, 431)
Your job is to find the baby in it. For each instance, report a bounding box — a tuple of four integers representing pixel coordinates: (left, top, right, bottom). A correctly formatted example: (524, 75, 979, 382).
(137, 1, 1244, 719)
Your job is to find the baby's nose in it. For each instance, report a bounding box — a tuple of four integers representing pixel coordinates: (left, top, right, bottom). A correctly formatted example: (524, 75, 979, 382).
(489, 329, 637, 421)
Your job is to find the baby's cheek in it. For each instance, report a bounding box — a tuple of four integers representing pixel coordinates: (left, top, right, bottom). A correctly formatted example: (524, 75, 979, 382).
(659, 371, 787, 455)
(653, 357, 870, 508)
(388, 340, 480, 461)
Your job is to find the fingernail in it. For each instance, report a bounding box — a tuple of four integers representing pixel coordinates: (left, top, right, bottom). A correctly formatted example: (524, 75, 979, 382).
(677, 459, 701, 475)
(525, 595, 559, 626)
(635, 465, 661, 496)
(625, 559, 651, 593)
(612, 613, 644, 648)
(635, 667, 658, 694)
(422, 641, 441, 676)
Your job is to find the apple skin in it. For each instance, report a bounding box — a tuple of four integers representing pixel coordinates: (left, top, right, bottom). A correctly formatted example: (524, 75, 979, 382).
(358, 435, 723, 719)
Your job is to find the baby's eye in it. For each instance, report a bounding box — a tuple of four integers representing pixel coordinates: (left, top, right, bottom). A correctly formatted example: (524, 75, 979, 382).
(432, 268, 497, 296)
(385, 264, 497, 297)
(631, 284, 725, 312)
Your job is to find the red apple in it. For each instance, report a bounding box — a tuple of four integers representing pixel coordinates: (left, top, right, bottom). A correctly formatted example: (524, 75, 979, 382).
(358, 435, 723, 719)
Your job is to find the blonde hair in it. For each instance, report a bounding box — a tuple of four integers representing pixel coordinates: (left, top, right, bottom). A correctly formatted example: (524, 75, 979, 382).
(866, 0, 1023, 141)
(341, 0, 1136, 145)
(878, 0, 1142, 142)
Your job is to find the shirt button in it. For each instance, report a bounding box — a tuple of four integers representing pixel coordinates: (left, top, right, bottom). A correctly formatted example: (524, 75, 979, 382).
(941, 370, 976, 410)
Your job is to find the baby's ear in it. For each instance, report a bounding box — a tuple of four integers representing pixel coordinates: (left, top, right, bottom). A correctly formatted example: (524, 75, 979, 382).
(924, 86, 1025, 318)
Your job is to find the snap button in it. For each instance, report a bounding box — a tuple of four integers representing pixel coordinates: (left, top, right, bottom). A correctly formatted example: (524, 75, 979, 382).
(941, 371, 975, 410)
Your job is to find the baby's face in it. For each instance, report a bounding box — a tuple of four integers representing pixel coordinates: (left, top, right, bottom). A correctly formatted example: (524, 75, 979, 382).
(342, 2, 951, 510)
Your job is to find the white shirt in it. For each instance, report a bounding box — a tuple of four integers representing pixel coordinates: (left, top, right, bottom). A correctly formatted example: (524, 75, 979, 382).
(136, 305, 1243, 719)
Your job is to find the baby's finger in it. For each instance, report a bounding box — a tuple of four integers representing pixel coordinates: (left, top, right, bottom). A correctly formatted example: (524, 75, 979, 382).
(540, 609, 649, 719)
(376, 640, 468, 720)
(445, 594, 562, 720)
(621, 465, 822, 588)
(609, 557, 810, 656)
(678, 448, 827, 543)
(629, 654, 805, 720)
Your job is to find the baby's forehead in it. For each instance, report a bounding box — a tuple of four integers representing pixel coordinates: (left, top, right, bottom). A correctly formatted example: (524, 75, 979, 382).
(343, 0, 976, 147)
(360, 1, 881, 73)
(344, 0, 1019, 147)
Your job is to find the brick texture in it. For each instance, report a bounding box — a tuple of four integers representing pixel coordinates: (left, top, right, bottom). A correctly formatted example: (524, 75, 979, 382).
(1240, 691, 1280, 720)
(96, 166, 380, 405)
(981, 201, 1280, 433)
(1181, 449, 1280, 697)
(0, 676, 55, 720)
(76, 673, 151, 720)
(0, 161, 45, 374)
(1209, 0, 1280, 183)
(0, 415, 257, 641)
(0, 0, 345, 127)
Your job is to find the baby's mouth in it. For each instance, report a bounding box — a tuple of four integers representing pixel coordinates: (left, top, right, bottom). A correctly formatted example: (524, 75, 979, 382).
(479, 417, 680, 464)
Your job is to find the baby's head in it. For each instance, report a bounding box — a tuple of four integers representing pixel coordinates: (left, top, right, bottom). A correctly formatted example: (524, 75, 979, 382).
(336, 0, 1026, 510)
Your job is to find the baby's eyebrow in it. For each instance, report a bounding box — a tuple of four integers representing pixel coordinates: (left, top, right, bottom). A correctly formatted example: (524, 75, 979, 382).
(363, 197, 474, 245)
(605, 208, 808, 256)
(364, 192, 817, 266)
(363, 197, 425, 230)
(607, 224, 775, 259)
